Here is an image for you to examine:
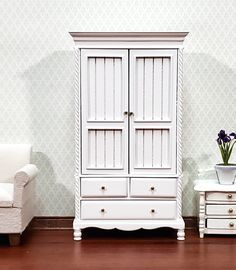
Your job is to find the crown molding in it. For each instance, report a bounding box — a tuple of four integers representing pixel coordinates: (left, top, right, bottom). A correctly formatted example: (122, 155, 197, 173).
(70, 32, 188, 42)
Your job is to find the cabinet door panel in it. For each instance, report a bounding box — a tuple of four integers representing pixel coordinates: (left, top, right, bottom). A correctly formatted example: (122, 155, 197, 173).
(81, 50, 128, 174)
(130, 50, 177, 174)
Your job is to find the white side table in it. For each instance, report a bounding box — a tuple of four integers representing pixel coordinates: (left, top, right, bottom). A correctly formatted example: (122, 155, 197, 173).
(194, 179, 236, 238)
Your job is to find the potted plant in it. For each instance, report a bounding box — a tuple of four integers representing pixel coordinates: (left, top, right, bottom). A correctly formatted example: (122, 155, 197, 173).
(216, 130, 236, 184)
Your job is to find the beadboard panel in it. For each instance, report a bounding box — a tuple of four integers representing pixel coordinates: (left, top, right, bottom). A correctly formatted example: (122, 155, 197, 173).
(87, 57, 123, 121)
(135, 129, 170, 169)
(0, 0, 235, 215)
(134, 57, 171, 121)
(87, 129, 123, 169)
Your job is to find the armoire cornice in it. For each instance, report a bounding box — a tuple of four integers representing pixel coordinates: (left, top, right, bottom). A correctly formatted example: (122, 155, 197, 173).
(69, 32, 189, 48)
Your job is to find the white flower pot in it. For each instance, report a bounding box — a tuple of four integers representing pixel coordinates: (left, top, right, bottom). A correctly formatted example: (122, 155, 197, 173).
(215, 164, 236, 185)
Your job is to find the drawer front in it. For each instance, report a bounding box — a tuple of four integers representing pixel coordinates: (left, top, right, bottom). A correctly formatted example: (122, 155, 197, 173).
(206, 205, 236, 216)
(81, 201, 176, 220)
(207, 218, 236, 229)
(130, 178, 177, 197)
(81, 178, 127, 197)
(206, 192, 236, 201)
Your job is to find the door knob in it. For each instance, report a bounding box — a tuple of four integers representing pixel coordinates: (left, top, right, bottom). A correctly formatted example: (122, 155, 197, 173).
(123, 111, 128, 115)
(129, 112, 134, 116)
(229, 222, 234, 228)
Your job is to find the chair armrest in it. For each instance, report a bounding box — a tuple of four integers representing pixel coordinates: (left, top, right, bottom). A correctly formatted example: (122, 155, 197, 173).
(14, 164, 38, 187)
(13, 164, 38, 208)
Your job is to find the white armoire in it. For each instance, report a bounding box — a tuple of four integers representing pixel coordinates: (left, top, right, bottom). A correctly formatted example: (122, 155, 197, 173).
(70, 32, 188, 240)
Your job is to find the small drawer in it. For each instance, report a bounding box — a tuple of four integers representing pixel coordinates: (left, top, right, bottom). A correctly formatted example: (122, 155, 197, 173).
(81, 201, 176, 220)
(206, 205, 236, 216)
(130, 178, 177, 197)
(206, 192, 236, 201)
(81, 178, 127, 197)
(207, 218, 236, 229)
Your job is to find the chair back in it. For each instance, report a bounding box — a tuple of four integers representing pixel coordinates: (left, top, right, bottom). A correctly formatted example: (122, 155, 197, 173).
(0, 144, 32, 183)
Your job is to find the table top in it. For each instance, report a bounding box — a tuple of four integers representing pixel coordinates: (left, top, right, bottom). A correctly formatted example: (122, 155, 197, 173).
(194, 179, 236, 192)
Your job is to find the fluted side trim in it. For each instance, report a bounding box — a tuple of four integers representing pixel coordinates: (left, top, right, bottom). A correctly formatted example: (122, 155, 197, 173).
(74, 47, 80, 220)
(177, 48, 183, 219)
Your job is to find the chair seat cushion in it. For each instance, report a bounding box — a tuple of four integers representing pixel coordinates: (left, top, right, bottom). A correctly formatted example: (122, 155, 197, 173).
(0, 183, 13, 207)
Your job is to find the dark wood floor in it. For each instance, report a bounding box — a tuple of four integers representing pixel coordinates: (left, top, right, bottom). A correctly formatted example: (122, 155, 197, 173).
(0, 228, 236, 270)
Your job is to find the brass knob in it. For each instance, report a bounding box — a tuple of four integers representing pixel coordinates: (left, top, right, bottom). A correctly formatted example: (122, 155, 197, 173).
(228, 194, 233, 199)
(229, 222, 234, 227)
(228, 208, 234, 214)
(101, 186, 106, 191)
(124, 111, 128, 115)
(150, 187, 155, 191)
(129, 112, 134, 116)
(100, 208, 105, 213)
(151, 209, 155, 213)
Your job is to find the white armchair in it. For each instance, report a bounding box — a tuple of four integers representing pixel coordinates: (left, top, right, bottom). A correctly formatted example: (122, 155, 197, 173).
(0, 144, 38, 245)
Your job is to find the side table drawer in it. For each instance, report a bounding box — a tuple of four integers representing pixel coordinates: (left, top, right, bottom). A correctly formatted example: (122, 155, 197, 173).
(206, 192, 236, 201)
(206, 205, 236, 215)
(207, 218, 236, 229)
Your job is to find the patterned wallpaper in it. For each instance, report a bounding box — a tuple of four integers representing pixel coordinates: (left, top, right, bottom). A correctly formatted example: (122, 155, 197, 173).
(0, 0, 235, 216)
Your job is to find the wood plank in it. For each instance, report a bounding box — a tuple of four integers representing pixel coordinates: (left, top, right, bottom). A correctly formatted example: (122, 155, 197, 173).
(104, 58, 114, 120)
(105, 130, 114, 168)
(144, 58, 153, 120)
(135, 129, 144, 167)
(162, 58, 170, 119)
(161, 129, 169, 167)
(88, 58, 96, 120)
(88, 130, 96, 167)
(114, 58, 122, 120)
(136, 58, 144, 120)
(96, 58, 105, 120)
(114, 130, 122, 167)
(143, 129, 152, 167)
(153, 129, 162, 167)
(96, 130, 105, 167)
(153, 58, 162, 120)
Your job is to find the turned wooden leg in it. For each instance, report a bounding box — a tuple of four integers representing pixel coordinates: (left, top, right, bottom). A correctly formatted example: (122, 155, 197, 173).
(199, 231, 204, 239)
(74, 229, 82, 241)
(177, 229, 185, 240)
(9, 234, 21, 246)
(199, 192, 205, 239)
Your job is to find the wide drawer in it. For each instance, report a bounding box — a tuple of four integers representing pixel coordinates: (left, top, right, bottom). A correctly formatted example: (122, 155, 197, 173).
(207, 218, 236, 229)
(206, 192, 236, 201)
(130, 178, 177, 197)
(81, 178, 127, 197)
(206, 205, 236, 216)
(81, 201, 176, 220)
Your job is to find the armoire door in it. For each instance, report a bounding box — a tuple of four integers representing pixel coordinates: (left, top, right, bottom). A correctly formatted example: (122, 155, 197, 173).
(81, 49, 128, 174)
(129, 50, 177, 175)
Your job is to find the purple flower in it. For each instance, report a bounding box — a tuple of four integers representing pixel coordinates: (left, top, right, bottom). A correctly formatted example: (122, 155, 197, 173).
(223, 136, 231, 143)
(218, 130, 227, 139)
(230, 132, 236, 139)
(217, 130, 236, 165)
